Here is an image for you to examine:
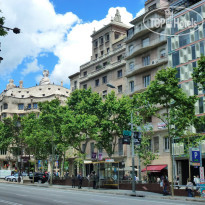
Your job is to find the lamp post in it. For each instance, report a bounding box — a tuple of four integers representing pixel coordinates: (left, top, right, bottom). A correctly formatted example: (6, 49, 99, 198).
(107, 83, 136, 195)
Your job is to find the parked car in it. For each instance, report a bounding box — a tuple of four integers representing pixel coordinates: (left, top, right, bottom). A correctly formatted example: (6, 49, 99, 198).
(6, 172, 28, 182)
(4, 175, 12, 181)
(29, 172, 48, 183)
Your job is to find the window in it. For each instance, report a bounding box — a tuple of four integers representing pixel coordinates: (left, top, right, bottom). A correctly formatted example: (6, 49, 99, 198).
(42, 94, 45, 97)
(33, 103, 38, 109)
(195, 26, 199, 41)
(27, 104, 32, 109)
(127, 28, 134, 38)
(143, 75, 151, 87)
(130, 81, 134, 92)
(172, 51, 180, 67)
(95, 54, 98, 59)
(204, 24, 205, 37)
(0, 149, 7, 155)
(3, 103, 8, 110)
(142, 37, 149, 47)
(199, 97, 204, 114)
(18, 104, 24, 110)
(102, 90, 107, 99)
(168, 37, 172, 53)
(94, 40, 98, 48)
(101, 51, 104, 56)
(160, 30, 165, 41)
(179, 30, 190, 47)
(117, 55, 123, 61)
(192, 45, 196, 60)
(153, 136, 159, 153)
(138, 24, 141, 31)
(95, 79, 99, 87)
(143, 55, 150, 66)
(118, 85, 122, 93)
(103, 62, 107, 67)
(192, 61, 197, 68)
(102, 76, 107, 84)
(107, 47, 110, 53)
(82, 144, 86, 152)
(83, 84, 87, 90)
(129, 62, 134, 70)
(164, 138, 169, 151)
(83, 71, 87, 77)
(105, 33, 109, 42)
(118, 138, 123, 156)
(200, 41, 204, 55)
(160, 49, 166, 58)
(99, 36, 103, 45)
(176, 67, 180, 81)
(117, 70, 122, 78)
(148, 3, 156, 11)
(190, 7, 202, 23)
(74, 81, 77, 89)
(115, 32, 120, 39)
(2, 113, 7, 118)
(96, 65, 101, 70)
(129, 45, 134, 54)
(194, 82, 198, 95)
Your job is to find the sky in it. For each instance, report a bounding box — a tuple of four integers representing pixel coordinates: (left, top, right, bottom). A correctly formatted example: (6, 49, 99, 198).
(0, 0, 146, 91)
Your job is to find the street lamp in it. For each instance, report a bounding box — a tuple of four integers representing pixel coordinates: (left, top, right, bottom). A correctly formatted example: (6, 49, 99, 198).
(0, 25, 20, 34)
(107, 83, 136, 195)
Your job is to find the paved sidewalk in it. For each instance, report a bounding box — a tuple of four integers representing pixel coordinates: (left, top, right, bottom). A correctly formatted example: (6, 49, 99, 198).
(1, 179, 204, 203)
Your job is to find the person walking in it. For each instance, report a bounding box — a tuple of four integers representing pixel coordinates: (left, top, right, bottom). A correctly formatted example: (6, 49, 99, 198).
(93, 172, 97, 189)
(77, 173, 83, 189)
(163, 178, 169, 196)
(71, 174, 76, 188)
(186, 179, 194, 197)
(194, 175, 200, 191)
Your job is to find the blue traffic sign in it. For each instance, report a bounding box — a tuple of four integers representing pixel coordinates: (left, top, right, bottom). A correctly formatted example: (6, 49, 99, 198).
(192, 150, 200, 163)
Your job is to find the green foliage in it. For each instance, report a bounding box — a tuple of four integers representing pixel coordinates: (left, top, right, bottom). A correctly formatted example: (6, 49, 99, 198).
(192, 55, 205, 91)
(0, 11, 7, 36)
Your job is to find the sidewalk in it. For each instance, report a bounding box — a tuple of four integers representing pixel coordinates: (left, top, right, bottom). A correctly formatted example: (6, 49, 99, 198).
(1, 179, 204, 203)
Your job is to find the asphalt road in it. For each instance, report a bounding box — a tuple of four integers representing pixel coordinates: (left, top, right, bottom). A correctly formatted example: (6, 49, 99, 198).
(0, 183, 204, 205)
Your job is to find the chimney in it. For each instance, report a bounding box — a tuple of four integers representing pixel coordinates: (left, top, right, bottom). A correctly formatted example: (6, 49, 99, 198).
(19, 80, 23, 88)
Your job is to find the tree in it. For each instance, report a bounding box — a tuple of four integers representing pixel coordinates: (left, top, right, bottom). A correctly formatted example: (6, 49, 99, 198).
(142, 67, 198, 196)
(97, 92, 132, 157)
(192, 55, 205, 91)
(0, 11, 7, 36)
(62, 88, 102, 155)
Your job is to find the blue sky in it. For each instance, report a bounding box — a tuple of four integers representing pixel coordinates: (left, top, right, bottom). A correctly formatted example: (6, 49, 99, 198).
(0, 0, 145, 92)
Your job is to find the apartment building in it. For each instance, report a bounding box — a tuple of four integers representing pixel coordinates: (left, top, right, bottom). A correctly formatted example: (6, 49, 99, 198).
(124, 0, 174, 180)
(69, 10, 134, 177)
(167, 0, 205, 184)
(0, 70, 70, 172)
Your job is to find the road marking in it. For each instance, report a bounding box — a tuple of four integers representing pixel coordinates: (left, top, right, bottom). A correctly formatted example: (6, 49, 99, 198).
(0, 199, 22, 205)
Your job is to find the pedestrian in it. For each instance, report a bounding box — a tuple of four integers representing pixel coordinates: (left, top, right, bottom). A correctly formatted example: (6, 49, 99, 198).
(71, 174, 76, 188)
(163, 178, 169, 196)
(77, 173, 83, 189)
(186, 179, 194, 197)
(93, 172, 97, 189)
(194, 175, 200, 191)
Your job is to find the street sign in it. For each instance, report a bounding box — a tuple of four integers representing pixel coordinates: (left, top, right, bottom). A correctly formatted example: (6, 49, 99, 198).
(192, 149, 200, 163)
(200, 167, 204, 181)
(123, 130, 131, 145)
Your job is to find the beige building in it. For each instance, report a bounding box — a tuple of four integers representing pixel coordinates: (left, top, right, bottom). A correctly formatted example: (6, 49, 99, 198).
(69, 10, 135, 177)
(0, 70, 70, 172)
(125, 0, 172, 181)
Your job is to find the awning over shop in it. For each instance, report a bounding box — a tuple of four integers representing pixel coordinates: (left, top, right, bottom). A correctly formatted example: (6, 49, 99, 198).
(141, 164, 167, 172)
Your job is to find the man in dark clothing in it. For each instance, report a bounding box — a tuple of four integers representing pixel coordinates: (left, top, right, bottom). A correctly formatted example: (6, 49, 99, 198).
(77, 173, 83, 189)
(71, 175, 76, 188)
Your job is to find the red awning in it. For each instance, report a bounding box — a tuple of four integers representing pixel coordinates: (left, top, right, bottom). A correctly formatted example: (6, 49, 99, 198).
(141, 164, 167, 172)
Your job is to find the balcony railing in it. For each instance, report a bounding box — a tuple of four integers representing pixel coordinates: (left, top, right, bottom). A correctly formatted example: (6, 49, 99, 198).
(126, 37, 166, 59)
(126, 55, 168, 77)
(80, 45, 125, 70)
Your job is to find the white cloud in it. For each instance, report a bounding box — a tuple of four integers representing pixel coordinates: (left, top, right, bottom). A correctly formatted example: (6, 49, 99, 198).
(21, 59, 43, 76)
(136, 8, 145, 17)
(0, 0, 133, 87)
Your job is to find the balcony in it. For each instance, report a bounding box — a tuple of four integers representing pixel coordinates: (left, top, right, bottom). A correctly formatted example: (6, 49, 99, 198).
(80, 45, 125, 70)
(79, 60, 126, 83)
(126, 14, 165, 43)
(125, 38, 166, 60)
(125, 56, 168, 77)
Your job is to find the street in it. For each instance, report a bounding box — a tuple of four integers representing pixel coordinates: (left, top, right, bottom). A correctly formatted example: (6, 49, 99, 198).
(0, 183, 204, 205)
